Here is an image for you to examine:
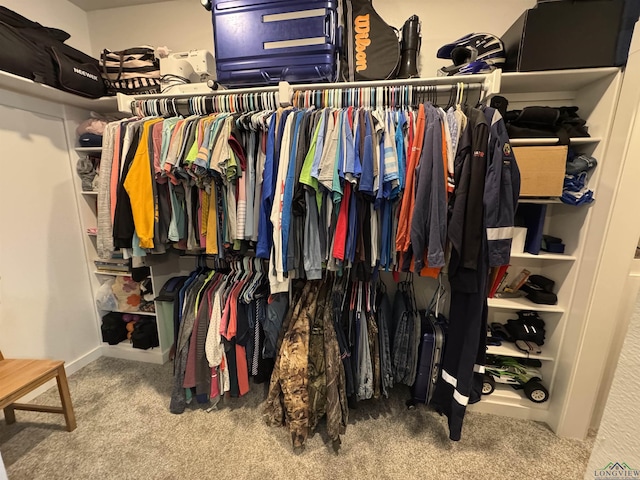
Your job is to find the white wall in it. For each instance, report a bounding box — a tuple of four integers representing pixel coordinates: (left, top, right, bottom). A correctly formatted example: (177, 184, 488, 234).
(2, 0, 93, 54)
(0, 92, 100, 367)
(87, 1, 212, 58)
(87, 0, 535, 78)
(584, 291, 640, 478)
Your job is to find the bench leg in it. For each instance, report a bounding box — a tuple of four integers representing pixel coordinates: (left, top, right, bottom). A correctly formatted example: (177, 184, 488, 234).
(3, 406, 15, 425)
(55, 366, 76, 432)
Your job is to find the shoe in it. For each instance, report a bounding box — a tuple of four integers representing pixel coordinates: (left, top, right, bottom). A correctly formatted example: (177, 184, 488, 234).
(566, 154, 597, 175)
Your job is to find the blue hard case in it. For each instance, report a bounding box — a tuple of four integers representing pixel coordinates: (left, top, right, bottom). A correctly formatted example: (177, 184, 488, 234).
(212, 0, 339, 86)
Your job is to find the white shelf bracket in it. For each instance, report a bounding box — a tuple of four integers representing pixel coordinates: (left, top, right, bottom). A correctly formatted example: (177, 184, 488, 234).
(278, 81, 293, 107)
(116, 92, 135, 114)
(483, 68, 502, 102)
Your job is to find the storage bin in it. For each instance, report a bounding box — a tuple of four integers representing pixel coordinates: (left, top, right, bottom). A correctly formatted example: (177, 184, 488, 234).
(502, 0, 640, 71)
(211, 0, 339, 86)
(513, 146, 567, 197)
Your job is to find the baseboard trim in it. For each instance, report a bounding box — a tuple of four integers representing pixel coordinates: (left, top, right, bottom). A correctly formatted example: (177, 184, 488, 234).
(100, 344, 167, 365)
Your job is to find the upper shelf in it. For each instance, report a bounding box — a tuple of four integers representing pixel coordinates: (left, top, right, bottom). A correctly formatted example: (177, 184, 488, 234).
(0, 66, 621, 114)
(500, 67, 620, 94)
(0, 70, 118, 113)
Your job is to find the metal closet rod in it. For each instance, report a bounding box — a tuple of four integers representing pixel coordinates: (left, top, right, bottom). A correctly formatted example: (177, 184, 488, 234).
(290, 76, 488, 91)
(117, 69, 501, 113)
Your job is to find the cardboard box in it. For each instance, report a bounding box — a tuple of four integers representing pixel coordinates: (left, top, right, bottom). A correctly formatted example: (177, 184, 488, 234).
(513, 146, 567, 198)
(502, 0, 640, 72)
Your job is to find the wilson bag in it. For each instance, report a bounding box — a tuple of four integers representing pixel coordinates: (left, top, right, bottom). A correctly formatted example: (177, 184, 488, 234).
(100, 46, 160, 94)
(342, 0, 400, 81)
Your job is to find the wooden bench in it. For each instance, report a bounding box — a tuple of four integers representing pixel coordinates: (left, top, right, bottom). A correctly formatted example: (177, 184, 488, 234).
(0, 350, 76, 431)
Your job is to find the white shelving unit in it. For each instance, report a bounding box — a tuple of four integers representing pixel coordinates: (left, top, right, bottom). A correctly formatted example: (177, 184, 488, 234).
(468, 68, 624, 435)
(68, 116, 183, 365)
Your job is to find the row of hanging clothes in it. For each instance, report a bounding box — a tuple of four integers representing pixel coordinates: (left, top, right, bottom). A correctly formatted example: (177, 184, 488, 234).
(96, 82, 480, 270)
(170, 257, 426, 451)
(169, 257, 274, 414)
(258, 271, 428, 452)
(97, 80, 520, 446)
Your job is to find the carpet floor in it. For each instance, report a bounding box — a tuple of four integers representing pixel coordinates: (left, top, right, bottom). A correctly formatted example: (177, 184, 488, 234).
(0, 357, 593, 480)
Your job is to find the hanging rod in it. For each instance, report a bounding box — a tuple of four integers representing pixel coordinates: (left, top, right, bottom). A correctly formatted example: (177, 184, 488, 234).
(288, 69, 501, 93)
(116, 84, 285, 114)
(116, 69, 502, 114)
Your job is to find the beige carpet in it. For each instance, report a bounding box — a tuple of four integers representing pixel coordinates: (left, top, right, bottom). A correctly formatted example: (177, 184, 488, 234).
(0, 357, 593, 480)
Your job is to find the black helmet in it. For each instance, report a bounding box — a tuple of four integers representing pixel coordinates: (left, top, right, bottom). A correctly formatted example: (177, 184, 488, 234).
(437, 33, 505, 76)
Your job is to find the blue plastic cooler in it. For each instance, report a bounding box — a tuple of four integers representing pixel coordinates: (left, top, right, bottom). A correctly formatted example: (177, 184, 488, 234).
(212, 0, 339, 86)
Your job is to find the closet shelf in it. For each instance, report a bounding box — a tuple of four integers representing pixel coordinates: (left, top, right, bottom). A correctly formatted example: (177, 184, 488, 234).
(488, 296, 564, 313)
(509, 137, 600, 146)
(75, 147, 103, 153)
(486, 342, 554, 361)
(500, 67, 620, 94)
(99, 309, 156, 317)
(518, 198, 562, 205)
(0, 70, 118, 113)
(93, 270, 131, 277)
(510, 252, 577, 261)
(477, 384, 549, 411)
(105, 339, 163, 353)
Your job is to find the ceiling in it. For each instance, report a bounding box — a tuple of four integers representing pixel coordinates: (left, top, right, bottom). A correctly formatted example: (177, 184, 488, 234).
(68, 0, 170, 12)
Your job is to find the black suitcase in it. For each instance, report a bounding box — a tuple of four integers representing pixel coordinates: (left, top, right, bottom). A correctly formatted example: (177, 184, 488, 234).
(409, 311, 446, 406)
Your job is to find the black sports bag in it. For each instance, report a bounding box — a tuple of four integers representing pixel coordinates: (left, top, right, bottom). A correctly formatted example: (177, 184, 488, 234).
(132, 319, 160, 350)
(0, 6, 106, 98)
(342, 0, 400, 81)
(101, 312, 128, 345)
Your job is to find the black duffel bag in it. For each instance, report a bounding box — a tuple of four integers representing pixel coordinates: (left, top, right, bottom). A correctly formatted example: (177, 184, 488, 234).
(0, 6, 106, 98)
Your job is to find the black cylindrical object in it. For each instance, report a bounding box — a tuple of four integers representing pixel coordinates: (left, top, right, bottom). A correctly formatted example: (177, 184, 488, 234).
(398, 15, 421, 79)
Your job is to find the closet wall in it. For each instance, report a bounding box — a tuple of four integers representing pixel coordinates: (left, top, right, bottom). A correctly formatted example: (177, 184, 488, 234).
(1, 0, 93, 54)
(86, 0, 535, 78)
(0, 91, 101, 369)
(0, 2, 102, 403)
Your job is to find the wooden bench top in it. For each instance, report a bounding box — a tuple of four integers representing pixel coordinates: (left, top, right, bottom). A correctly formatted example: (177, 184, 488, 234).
(0, 359, 64, 403)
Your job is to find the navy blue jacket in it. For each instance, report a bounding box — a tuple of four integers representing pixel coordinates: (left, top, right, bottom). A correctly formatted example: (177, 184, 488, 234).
(483, 107, 521, 267)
